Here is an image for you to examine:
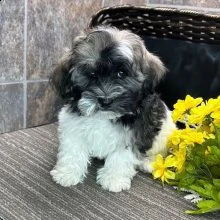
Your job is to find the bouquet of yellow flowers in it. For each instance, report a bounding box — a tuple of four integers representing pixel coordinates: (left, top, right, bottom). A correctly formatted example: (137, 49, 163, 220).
(151, 95, 220, 214)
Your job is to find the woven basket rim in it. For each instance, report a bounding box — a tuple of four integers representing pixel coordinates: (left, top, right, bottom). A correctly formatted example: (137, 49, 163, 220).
(89, 5, 220, 28)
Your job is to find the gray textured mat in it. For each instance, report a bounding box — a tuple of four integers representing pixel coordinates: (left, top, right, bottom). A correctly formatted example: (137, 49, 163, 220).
(0, 124, 219, 220)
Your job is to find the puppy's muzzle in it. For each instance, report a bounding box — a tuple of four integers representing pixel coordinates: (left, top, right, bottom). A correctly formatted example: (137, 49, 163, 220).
(98, 97, 113, 108)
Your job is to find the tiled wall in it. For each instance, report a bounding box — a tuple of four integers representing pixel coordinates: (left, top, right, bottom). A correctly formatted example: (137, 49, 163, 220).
(147, 0, 220, 7)
(1, 0, 105, 134)
(1, 0, 220, 134)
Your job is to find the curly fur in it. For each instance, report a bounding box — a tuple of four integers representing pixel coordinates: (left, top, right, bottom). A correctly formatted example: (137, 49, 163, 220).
(50, 26, 176, 192)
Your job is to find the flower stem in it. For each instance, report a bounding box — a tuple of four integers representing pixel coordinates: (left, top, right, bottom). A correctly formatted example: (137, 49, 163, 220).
(211, 121, 220, 148)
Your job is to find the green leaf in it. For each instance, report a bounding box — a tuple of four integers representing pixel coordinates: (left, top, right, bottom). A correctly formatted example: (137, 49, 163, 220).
(190, 145, 206, 159)
(209, 166, 220, 178)
(186, 199, 220, 214)
(185, 164, 196, 174)
(204, 138, 217, 148)
(189, 184, 212, 199)
(211, 188, 220, 202)
(218, 192, 220, 202)
(210, 146, 220, 157)
(206, 146, 220, 166)
(196, 179, 212, 186)
(194, 155, 204, 167)
(213, 179, 220, 189)
(213, 125, 220, 148)
(197, 199, 218, 209)
(206, 156, 220, 167)
(178, 173, 196, 188)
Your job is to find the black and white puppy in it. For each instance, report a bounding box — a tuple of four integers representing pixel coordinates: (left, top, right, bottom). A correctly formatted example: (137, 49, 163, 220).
(50, 26, 176, 192)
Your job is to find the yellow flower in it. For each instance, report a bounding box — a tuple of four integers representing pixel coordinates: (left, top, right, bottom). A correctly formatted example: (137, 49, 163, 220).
(152, 154, 176, 183)
(188, 97, 220, 125)
(179, 126, 206, 146)
(172, 110, 185, 123)
(167, 127, 206, 148)
(211, 111, 220, 125)
(167, 129, 182, 147)
(205, 146, 212, 156)
(205, 97, 220, 113)
(172, 95, 203, 122)
(188, 102, 207, 125)
(173, 144, 187, 172)
(152, 96, 220, 186)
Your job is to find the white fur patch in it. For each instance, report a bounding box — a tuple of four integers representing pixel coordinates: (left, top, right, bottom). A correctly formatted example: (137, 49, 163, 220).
(117, 43, 133, 62)
(51, 104, 175, 191)
(78, 97, 97, 116)
(51, 105, 138, 192)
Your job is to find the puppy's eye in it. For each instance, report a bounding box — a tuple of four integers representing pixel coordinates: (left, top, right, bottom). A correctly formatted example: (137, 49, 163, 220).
(117, 71, 126, 78)
(90, 72, 97, 78)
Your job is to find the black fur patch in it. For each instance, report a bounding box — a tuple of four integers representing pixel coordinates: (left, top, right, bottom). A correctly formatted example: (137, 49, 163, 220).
(133, 93, 166, 153)
(93, 43, 133, 79)
(116, 93, 166, 153)
(116, 114, 137, 126)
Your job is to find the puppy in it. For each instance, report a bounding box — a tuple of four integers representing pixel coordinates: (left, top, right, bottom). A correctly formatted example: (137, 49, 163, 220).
(50, 26, 176, 192)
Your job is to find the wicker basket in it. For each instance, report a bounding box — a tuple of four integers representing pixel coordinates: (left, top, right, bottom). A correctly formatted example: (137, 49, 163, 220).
(89, 5, 220, 45)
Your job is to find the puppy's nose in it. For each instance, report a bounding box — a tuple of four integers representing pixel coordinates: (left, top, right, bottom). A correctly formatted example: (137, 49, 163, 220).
(98, 97, 113, 107)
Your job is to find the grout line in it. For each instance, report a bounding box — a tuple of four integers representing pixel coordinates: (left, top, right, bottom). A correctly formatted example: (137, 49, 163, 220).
(0, 79, 49, 85)
(27, 79, 49, 83)
(101, 0, 105, 8)
(23, 0, 28, 130)
(0, 81, 24, 85)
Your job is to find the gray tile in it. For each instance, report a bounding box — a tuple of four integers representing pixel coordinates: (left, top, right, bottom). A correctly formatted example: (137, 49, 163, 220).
(103, 0, 123, 6)
(196, 0, 220, 7)
(182, 0, 198, 6)
(123, 0, 145, 5)
(103, 0, 145, 6)
(148, 0, 184, 4)
(27, 0, 102, 80)
(181, 0, 218, 7)
(0, 84, 23, 134)
(148, 0, 163, 3)
(0, 0, 24, 82)
(27, 82, 62, 128)
(148, 0, 220, 7)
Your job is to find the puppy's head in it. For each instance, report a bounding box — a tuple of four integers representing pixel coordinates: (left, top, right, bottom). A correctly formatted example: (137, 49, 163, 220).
(51, 26, 166, 118)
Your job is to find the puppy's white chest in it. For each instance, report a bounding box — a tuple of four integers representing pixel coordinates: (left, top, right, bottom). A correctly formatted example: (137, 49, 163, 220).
(59, 107, 131, 159)
(84, 117, 127, 158)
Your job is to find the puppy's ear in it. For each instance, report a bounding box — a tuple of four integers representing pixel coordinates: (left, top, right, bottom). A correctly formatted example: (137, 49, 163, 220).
(50, 35, 86, 99)
(142, 74, 155, 96)
(141, 47, 166, 89)
(50, 55, 73, 99)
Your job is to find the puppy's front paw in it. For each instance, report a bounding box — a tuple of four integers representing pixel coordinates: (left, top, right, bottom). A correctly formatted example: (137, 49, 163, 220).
(97, 170, 131, 192)
(141, 158, 154, 173)
(50, 166, 84, 187)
